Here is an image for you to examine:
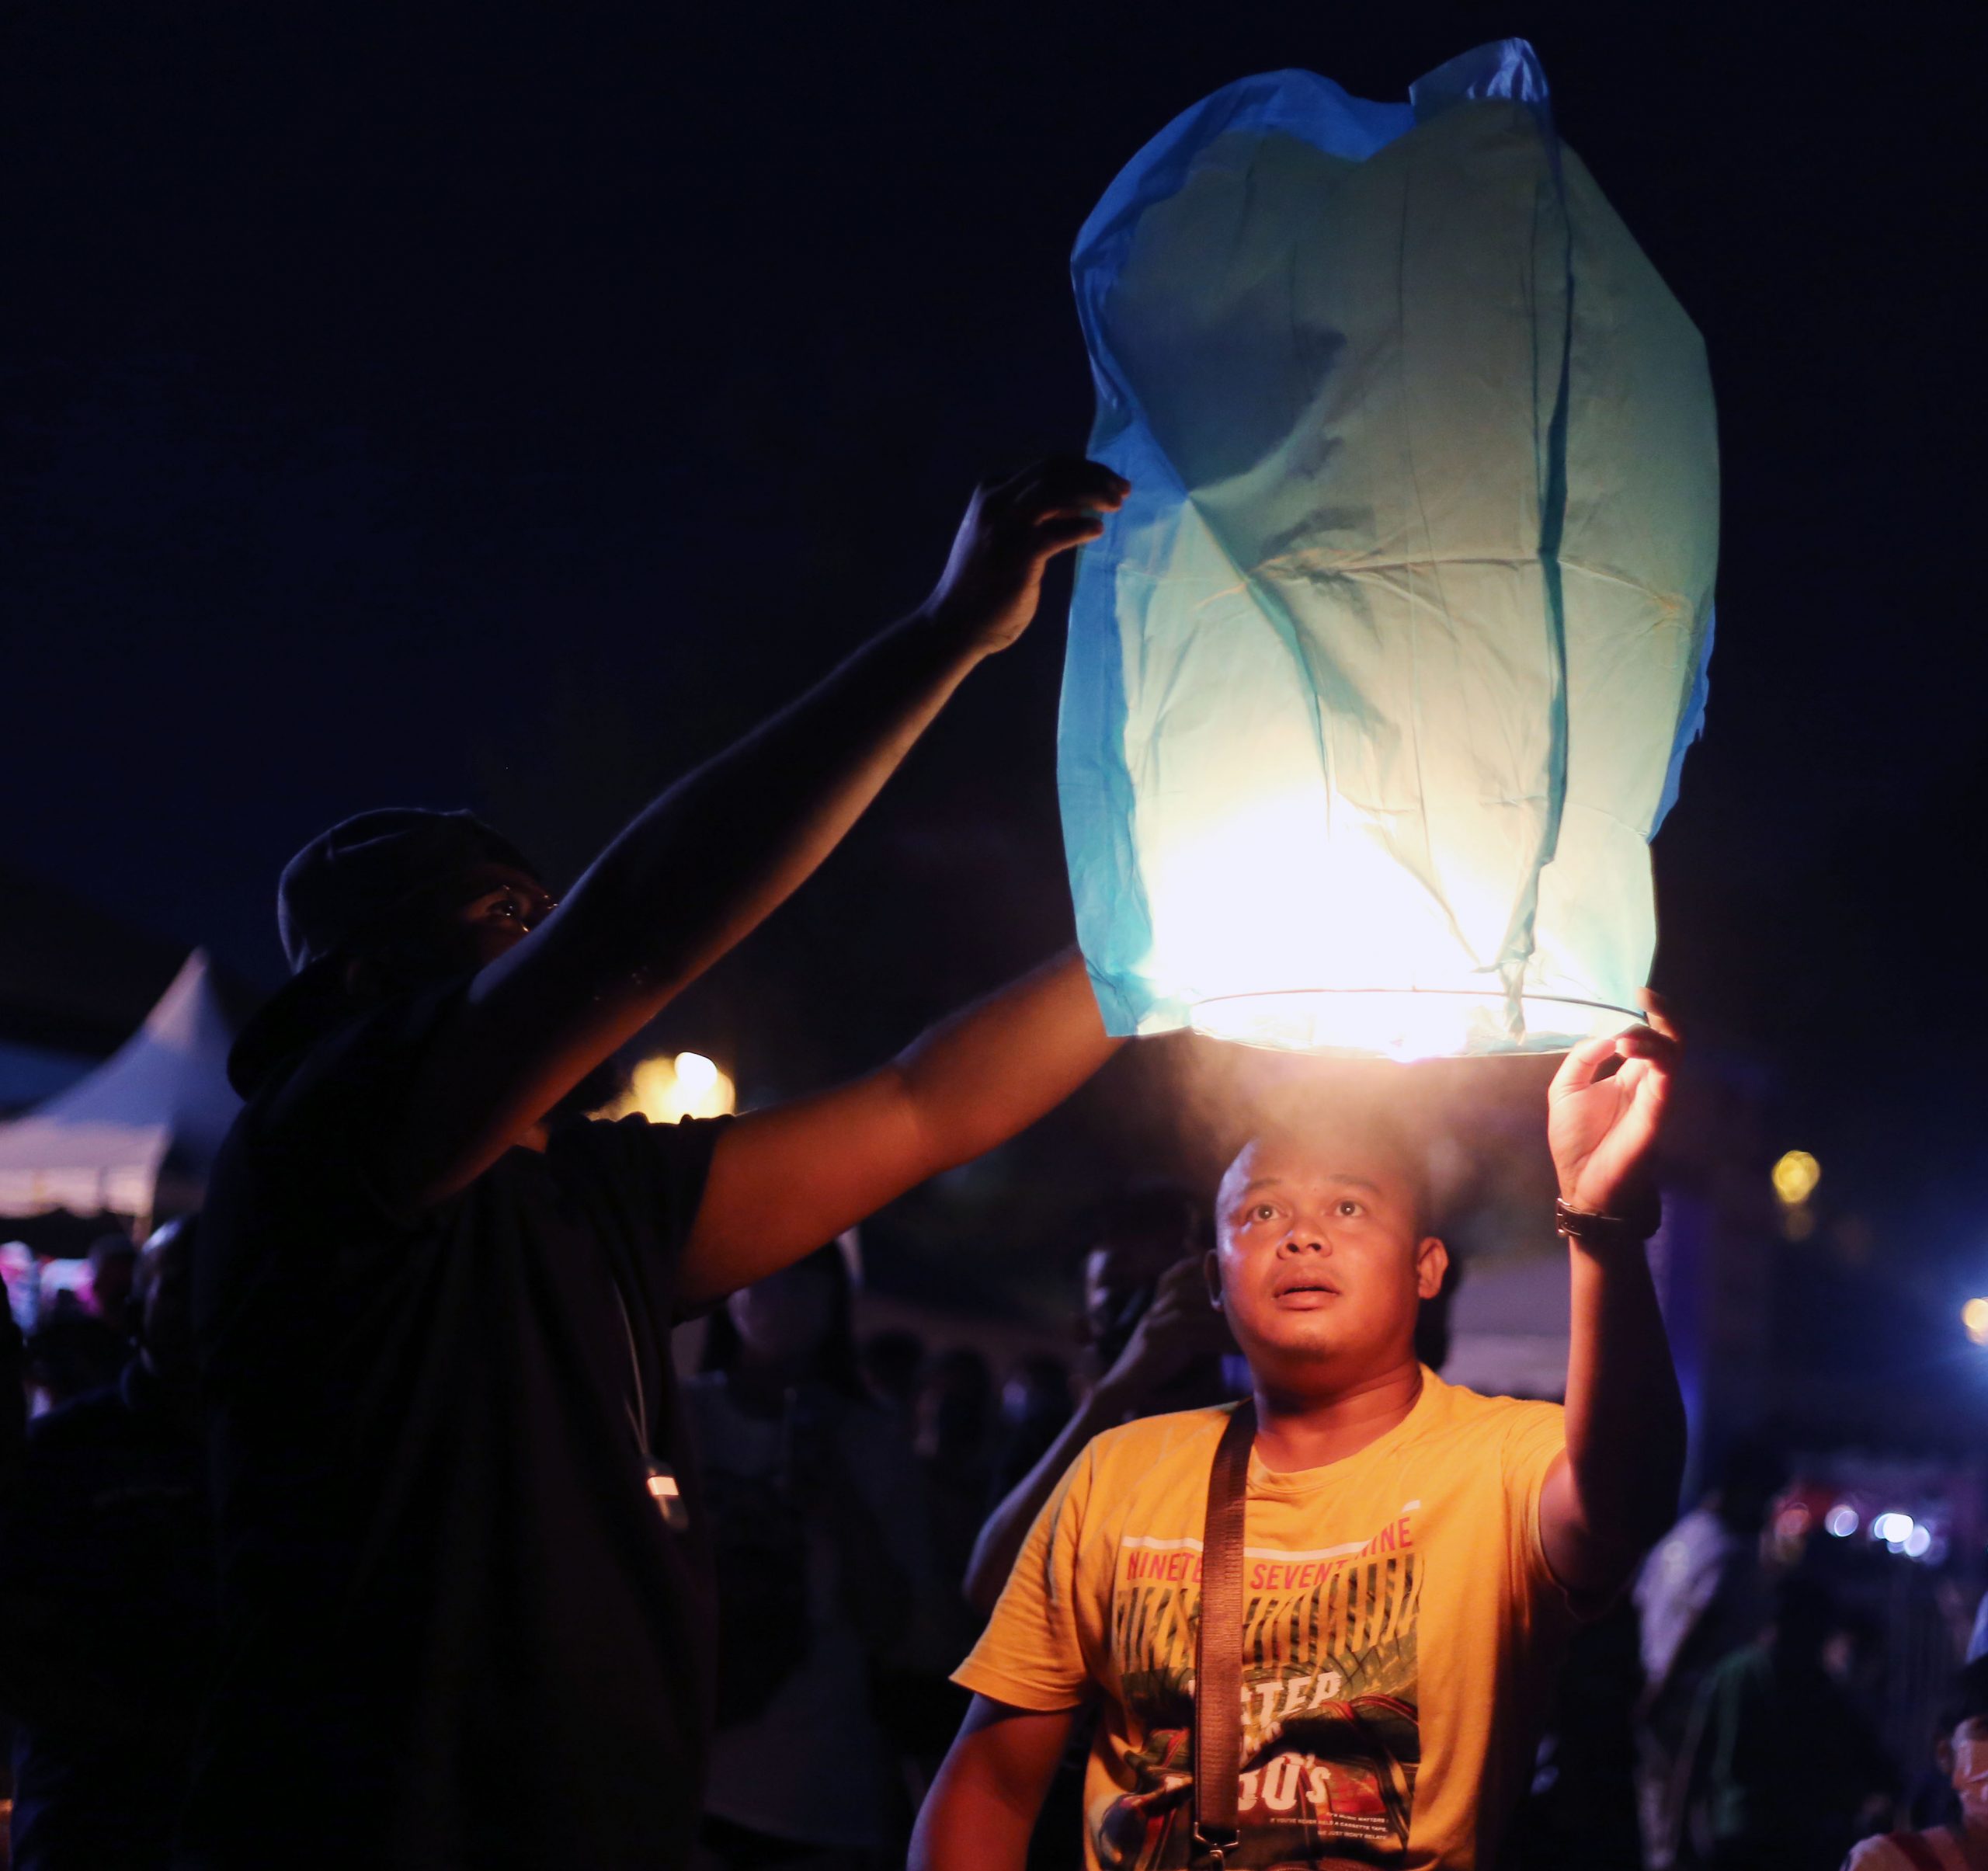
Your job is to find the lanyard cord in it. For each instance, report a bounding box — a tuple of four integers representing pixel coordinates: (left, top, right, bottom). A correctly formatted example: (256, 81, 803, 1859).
(606, 1264, 651, 1464)
(603, 1250, 690, 1533)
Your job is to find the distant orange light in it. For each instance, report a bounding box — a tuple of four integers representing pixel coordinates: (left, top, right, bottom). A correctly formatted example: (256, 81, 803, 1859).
(598, 1051, 737, 1125)
(1771, 1150, 1821, 1208)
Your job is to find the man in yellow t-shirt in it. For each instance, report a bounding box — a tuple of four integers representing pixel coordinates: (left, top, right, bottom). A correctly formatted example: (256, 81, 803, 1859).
(913, 999, 1689, 1870)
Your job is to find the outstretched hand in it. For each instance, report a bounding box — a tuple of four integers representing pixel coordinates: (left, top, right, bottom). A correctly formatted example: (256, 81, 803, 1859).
(1546, 990, 1681, 1216)
(921, 456, 1128, 654)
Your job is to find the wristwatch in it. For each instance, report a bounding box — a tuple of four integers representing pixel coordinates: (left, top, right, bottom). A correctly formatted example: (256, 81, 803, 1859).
(1555, 1190, 1662, 1248)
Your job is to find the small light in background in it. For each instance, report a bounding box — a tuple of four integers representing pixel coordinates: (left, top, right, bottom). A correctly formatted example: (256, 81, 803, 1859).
(1772, 1150, 1822, 1207)
(1871, 1511, 1915, 1549)
(603, 1051, 738, 1125)
(1964, 1299, 1988, 1347)
(1824, 1504, 1859, 1539)
(1771, 1151, 1822, 1242)
(1904, 1525, 1933, 1560)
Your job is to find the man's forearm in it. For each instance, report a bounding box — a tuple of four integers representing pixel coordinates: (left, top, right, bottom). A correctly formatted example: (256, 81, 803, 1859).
(550, 609, 986, 1001)
(386, 610, 993, 1208)
(895, 949, 1120, 1175)
(679, 951, 1117, 1302)
(911, 1782, 1036, 1871)
(912, 1700, 1074, 1871)
(1561, 1235, 1687, 1560)
(379, 459, 1129, 1212)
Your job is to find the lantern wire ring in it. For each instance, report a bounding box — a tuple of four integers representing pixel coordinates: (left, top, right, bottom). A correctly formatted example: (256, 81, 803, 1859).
(1186, 986, 1648, 1060)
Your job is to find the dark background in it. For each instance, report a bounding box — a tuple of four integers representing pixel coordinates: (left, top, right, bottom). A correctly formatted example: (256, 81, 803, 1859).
(5, 2, 1983, 1311)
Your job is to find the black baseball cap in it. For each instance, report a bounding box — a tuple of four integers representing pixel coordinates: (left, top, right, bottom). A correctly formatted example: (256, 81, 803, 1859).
(228, 808, 540, 1097)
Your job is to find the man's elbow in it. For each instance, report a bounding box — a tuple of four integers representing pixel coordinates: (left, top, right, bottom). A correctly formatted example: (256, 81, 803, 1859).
(1555, 1432, 1689, 1595)
(912, 1761, 1036, 1871)
(916, 1697, 1071, 1871)
(911, 1761, 1006, 1871)
(865, 1058, 960, 1187)
(1619, 1494, 1683, 1565)
(1604, 1445, 1687, 1560)
(1614, 1448, 1688, 1562)
(1603, 1380, 1688, 1552)
(1641, 1392, 1690, 1540)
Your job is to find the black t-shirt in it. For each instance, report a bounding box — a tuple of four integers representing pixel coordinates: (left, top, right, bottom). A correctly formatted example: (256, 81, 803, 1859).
(179, 986, 725, 1869)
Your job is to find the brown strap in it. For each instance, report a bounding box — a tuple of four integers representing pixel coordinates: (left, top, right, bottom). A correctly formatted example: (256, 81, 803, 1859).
(1191, 1400, 1256, 1867)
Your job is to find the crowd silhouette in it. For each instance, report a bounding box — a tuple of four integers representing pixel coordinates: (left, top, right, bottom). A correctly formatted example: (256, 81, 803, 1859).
(6, 1190, 1976, 1869)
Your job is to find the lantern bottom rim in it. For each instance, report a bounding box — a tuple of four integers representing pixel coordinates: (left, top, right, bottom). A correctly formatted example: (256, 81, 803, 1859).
(1187, 986, 1644, 1062)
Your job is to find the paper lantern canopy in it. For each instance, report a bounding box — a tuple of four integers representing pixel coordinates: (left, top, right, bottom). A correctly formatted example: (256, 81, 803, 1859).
(1058, 40, 1718, 1059)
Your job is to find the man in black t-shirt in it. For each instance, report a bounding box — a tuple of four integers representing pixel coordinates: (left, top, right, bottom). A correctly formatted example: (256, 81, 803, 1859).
(179, 457, 1129, 1869)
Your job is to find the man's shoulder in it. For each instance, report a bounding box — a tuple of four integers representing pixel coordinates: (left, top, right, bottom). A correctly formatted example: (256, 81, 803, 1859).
(1415, 1371, 1565, 1447)
(1086, 1403, 1236, 1476)
(544, 1111, 732, 1219)
(1086, 1384, 1566, 1475)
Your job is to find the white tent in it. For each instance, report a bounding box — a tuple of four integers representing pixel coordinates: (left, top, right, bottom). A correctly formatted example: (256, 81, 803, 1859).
(0, 950, 243, 1222)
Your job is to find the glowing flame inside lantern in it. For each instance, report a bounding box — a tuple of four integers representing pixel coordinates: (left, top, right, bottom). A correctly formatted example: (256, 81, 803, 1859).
(1153, 792, 1638, 1059)
(606, 1051, 737, 1125)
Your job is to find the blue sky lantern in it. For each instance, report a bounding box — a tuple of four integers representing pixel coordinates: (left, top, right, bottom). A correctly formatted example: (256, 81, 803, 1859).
(1058, 40, 1719, 1059)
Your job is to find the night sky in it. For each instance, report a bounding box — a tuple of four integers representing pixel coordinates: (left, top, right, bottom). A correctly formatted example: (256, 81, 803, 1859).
(5, 4, 1983, 1293)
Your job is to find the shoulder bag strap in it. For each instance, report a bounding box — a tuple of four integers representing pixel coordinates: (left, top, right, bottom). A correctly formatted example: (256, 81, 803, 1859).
(1191, 1398, 1257, 1869)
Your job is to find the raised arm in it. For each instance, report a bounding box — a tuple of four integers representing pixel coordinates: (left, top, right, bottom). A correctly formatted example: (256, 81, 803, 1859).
(1538, 992, 1690, 1601)
(964, 1257, 1217, 1612)
(374, 459, 1127, 1214)
(679, 948, 1117, 1308)
(911, 1696, 1076, 1871)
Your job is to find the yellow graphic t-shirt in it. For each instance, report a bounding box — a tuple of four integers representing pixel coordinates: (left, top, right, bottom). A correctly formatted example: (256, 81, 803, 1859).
(954, 1370, 1574, 1870)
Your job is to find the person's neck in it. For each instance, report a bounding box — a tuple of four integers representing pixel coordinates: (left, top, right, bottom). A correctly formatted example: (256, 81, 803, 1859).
(1249, 1357, 1424, 1474)
(1961, 1814, 1988, 1869)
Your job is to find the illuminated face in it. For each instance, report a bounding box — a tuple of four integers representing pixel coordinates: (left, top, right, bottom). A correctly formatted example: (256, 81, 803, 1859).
(448, 867, 557, 966)
(1211, 1129, 1444, 1387)
(1949, 1718, 1988, 1824)
(342, 863, 556, 1003)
